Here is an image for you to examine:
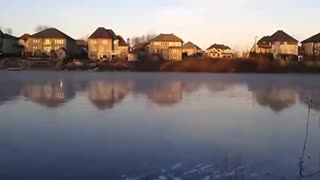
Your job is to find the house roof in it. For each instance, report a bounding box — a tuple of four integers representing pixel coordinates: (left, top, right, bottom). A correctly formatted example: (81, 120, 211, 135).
(117, 35, 128, 46)
(149, 33, 183, 42)
(20, 34, 31, 41)
(270, 30, 298, 43)
(30, 28, 74, 40)
(88, 27, 117, 39)
(301, 33, 320, 43)
(207, 44, 231, 50)
(257, 36, 272, 45)
(183, 41, 202, 50)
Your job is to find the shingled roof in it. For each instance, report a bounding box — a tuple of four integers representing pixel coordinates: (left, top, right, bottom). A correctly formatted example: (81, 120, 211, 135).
(88, 27, 118, 39)
(207, 44, 231, 50)
(270, 30, 298, 43)
(149, 33, 183, 42)
(183, 41, 202, 50)
(117, 35, 128, 46)
(31, 28, 74, 40)
(20, 34, 31, 41)
(301, 33, 320, 43)
(257, 36, 272, 45)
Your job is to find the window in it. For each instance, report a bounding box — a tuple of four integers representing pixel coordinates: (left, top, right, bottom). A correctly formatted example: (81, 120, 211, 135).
(154, 42, 161, 46)
(33, 39, 40, 44)
(43, 46, 52, 52)
(55, 40, 64, 44)
(33, 46, 38, 50)
(44, 39, 51, 44)
(98, 47, 104, 51)
(91, 40, 97, 45)
(102, 40, 108, 45)
(55, 46, 61, 50)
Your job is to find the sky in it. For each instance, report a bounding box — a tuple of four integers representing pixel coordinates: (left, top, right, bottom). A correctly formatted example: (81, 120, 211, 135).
(1, 0, 320, 50)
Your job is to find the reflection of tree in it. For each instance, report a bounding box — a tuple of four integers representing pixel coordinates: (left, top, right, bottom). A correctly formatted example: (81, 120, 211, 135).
(22, 81, 76, 108)
(88, 81, 132, 110)
(298, 88, 320, 111)
(251, 87, 296, 112)
(148, 81, 182, 106)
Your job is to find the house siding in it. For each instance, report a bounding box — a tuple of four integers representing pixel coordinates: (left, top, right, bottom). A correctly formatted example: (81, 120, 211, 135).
(26, 38, 75, 56)
(88, 39, 113, 59)
(149, 41, 183, 61)
(302, 42, 320, 56)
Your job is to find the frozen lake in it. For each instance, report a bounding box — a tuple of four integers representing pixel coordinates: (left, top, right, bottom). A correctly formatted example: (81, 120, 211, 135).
(0, 72, 319, 180)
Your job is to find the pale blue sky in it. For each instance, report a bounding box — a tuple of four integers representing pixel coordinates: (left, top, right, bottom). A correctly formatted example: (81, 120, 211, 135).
(1, 0, 320, 50)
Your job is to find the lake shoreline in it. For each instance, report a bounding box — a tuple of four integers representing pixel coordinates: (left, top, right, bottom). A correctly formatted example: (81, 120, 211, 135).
(2, 57, 320, 73)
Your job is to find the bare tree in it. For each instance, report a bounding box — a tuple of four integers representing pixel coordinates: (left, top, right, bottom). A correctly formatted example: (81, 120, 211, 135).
(131, 33, 156, 46)
(4, 28, 13, 35)
(35, 25, 51, 32)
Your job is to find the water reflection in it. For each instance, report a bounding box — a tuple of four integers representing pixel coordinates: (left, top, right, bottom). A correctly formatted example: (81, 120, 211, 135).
(88, 80, 132, 110)
(249, 85, 296, 112)
(22, 81, 76, 108)
(0, 73, 320, 113)
(147, 81, 182, 106)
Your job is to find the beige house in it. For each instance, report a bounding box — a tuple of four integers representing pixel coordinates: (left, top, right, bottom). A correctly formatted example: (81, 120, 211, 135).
(148, 33, 184, 61)
(301, 33, 320, 57)
(0, 30, 22, 55)
(19, 34, 31, 56)
(206, 44, 233, 58)
(182, 41, 202, 56)
(87, 27, 128, 60)
(117, 35, 129, 60)
(26, 28, 76, 57)
(251, 30, 299, 59)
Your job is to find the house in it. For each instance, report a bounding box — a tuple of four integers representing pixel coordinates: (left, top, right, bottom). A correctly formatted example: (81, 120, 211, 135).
(19, 34, 31, 56)
(128, 42, 148, 61)
(182, 41, 202, 56)
(117, 35, 129, 60)
(206, 44, 233, 58)
(251, 36, 272, 54)
(0, 30, 22, 56)
(251, 30, 299, 60)
(148, 33, 184, 61)
(87, 27, 128, 60)
(26, 28, 76, 57)
(301, 33, 320, 57)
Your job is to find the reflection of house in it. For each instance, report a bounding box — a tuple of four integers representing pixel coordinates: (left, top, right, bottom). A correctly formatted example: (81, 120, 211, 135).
(88, 81, 131, 110)
(0, 30, 22, 55)
(251, 30, 299, 60)
(250, 87, 296, 112)
(206, 44, 233, 58)
(207, 82, 233, 92)
(22, 81, 75, 108)
(87, 27, 128, 60)
(148, 81, 182, 106)
(301, 33, 320, 57)
(148, 33, 184, 61)
(26, 28, 76, 57)
(182, 82, 201, 94)
(182, 41, 202, 56)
